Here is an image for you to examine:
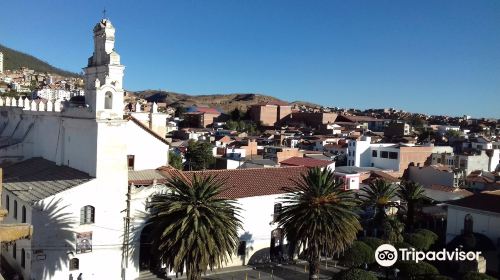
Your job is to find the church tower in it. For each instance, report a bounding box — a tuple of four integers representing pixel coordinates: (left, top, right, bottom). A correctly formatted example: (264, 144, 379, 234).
(83, 18, 125, 119)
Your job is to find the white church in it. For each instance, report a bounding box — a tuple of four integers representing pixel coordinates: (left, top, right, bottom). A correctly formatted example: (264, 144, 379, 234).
(0, 18, 295, 280)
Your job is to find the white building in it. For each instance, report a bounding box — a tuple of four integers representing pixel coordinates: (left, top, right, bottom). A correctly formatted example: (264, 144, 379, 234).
(446, 191, 500, 273)
(0, 18, 169, 280)
(346, 136, 452, 175)
(35, 88, 84, 101)
(0, 52, 3, 73)
(128, 166, 309, 277)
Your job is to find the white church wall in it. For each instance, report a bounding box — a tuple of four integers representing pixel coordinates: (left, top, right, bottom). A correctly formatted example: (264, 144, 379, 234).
(125, 121, 169, 171)
(27, 178, 127, 280)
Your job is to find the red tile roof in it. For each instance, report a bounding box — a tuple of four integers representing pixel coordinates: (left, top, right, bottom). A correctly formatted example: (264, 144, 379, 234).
(447, 191, 500, 214)
(362, 171, 401, 184)
(158, 166, 309, 199)
(280, 157, 333, 168)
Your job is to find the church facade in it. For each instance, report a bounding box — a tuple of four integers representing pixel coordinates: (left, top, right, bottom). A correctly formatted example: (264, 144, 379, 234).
(0, 18, 169, 280)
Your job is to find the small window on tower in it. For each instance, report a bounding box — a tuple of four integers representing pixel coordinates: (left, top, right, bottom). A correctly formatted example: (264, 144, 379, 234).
(127, 155, 135, 171)
(104, 91, 113, 109)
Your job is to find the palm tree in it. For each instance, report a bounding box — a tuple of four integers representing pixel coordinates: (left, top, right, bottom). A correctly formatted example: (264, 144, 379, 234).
(398, 180, 427, 231)
(360, 179, 398, 225)
(147, 174, 242, 280)
(276, 167, 361, 280)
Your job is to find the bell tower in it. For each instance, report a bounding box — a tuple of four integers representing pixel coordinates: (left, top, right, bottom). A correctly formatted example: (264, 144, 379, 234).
(83, 18, 125, 119)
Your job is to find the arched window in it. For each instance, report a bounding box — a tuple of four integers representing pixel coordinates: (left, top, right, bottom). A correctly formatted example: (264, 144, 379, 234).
(69, 258, 79, 270)
(13, 243, 16, 259)
(104, 91, 113, 109)
(5, 195, 9, 212)
(21, 248, 25, 268)
(13, 200, 18, 219)
(80, 205, 95, 224)
(464, 214, 473, 234)
(22, 206, 27, 223)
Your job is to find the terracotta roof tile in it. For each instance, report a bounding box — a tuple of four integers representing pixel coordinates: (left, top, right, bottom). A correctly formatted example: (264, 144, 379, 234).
(159, 166, 309, 199)
(280, 157, 333, 168)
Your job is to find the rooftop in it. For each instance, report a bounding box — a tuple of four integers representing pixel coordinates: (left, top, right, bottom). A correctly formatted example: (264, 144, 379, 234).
(447, 191, 500, 214)
(2, 157, 94, 204)
(280, 156, 333, 168)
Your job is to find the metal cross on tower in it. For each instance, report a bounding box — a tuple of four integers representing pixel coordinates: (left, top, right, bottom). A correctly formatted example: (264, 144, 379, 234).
(102, 8, 107, 19)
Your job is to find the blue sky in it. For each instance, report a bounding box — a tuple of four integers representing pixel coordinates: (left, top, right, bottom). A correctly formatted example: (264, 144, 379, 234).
(1, 1, 499, 118)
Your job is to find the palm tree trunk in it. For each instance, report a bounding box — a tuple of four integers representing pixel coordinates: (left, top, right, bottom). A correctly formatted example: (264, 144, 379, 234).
(187, 266, 202, 280)
(308, 245, 320, 280)
(407, 201, 415, 232)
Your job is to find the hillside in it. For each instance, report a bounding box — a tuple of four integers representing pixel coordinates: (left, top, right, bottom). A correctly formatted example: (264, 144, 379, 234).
(132, 90, 292, 113)
(0, 44, 79, 77)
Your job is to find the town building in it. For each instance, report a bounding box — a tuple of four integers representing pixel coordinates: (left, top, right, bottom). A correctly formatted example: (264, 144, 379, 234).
(384, 122, 411, 138)
(408, 165, 465, 188)
(248, 102, 291, 127)
(345, 136, 451, 176)
(431, 150, 499, 175)
(285, 112, 337, 128)
(182, 107, 222, 128)
(446, 191, 500, 273)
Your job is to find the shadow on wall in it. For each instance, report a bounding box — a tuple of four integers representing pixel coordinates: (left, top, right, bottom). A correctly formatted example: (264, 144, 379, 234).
(127, 208, 148, 273)
(31, 197, 76, 279)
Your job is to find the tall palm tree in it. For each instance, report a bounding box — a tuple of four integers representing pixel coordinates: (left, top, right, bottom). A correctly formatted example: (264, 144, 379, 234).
(360, 179, 398, 225)
(276, 167, 361, 280)
(397, 180, 427, 231)
(147, 174, 242, 280)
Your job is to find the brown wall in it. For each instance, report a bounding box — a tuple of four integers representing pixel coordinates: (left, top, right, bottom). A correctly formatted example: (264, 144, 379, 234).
(250, 105, 278, 126)
(287, 112, 337, 128)
(398, 146, 433, 176)
(202, 112, 221, 127)
(242, 140, 258, 159)
(276, 148, 303, 164)
(278, 105, 292, 122)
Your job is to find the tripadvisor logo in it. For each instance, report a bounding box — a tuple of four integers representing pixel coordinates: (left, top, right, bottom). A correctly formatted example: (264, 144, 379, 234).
(375, 244, 482, 267)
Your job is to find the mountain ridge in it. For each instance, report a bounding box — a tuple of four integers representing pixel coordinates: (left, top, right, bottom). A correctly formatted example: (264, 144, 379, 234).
(0, 44, 80, 77)
(131, 90, 319, 112)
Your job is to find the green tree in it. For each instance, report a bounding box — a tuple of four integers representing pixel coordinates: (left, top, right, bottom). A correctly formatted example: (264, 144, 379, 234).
(398, 181, 427, 231)
(185, 140, 215, 170)
(147, 175, 242, 280)
(382, 217, 405, 244)
(168, 151, 183, 170)
(446, 129, 462, 139)
(360, 179, 398, 225)
(276, 168, 361, 280)
(341, 241, 374, 268)
(395, 261, 439, 279)
(361, 237, 385, 251)
(230, 107, 245, 121)
(333, 268, 377, 280)
(174, 106, 186, 117)
(404, 229, 438, 251)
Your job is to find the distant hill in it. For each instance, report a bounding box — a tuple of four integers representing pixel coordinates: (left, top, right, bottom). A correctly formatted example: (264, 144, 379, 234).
(132, 90, 294, 113)
(0, 44, 79, 77)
